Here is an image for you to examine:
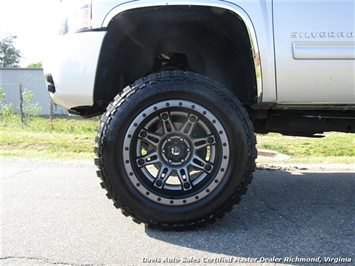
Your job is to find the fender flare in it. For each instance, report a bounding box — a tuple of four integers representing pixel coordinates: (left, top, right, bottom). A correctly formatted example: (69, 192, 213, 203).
(101, 0, 262, 101)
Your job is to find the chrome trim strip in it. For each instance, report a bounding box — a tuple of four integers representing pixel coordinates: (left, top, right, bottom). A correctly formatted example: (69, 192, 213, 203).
(101, 0, 262, 102)
(293, 42, 355, 60)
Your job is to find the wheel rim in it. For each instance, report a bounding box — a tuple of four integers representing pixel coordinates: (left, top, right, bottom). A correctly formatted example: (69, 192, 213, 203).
(123, 100, 230, 206)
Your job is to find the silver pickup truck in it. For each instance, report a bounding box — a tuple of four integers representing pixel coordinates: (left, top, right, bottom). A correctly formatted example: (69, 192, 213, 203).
(44, 0, 355, 230)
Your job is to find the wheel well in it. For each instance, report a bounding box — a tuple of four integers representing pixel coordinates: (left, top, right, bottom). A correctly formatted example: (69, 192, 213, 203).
(94, 6, 257, 109)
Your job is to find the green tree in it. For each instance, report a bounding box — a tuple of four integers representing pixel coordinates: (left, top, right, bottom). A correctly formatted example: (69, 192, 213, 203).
(0, 35, 22, 68)
(27, 62, 43, 68)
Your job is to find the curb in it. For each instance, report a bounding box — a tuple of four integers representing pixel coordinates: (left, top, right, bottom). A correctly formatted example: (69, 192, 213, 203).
(257, 163, 355, 172)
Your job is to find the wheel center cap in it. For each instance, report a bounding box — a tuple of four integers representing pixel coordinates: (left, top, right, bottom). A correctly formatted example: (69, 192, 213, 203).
(171, 146, 181, 156)
(161, 136, 192, 164)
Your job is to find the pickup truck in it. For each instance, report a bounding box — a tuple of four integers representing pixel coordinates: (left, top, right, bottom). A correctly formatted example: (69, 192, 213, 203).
(44, 0, 355, 230)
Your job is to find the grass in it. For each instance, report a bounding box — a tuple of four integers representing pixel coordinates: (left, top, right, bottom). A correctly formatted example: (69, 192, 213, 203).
(1, 116, 354, 163)
(256, 132, 355, 163)
(0, 116, 99, 159)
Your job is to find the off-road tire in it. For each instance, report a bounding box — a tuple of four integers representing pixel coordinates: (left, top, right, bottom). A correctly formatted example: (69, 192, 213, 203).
(95, 71, 256, 230)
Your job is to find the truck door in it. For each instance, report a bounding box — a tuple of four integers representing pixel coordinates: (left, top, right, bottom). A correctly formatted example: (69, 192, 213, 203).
(273, 0, 355, 104)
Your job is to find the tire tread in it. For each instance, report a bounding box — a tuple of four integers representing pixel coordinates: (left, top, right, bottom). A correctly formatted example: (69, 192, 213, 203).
(95, 71, 257, 230)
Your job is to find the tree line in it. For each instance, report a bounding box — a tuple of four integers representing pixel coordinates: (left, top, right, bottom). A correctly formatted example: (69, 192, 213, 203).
(0, 34, 42, 68)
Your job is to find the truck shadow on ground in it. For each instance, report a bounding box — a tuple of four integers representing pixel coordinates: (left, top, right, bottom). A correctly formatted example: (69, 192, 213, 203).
(145, 167, 355, 262)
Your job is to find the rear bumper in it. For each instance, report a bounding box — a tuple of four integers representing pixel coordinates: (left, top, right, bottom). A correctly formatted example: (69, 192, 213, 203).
(44, 31, 107, 110)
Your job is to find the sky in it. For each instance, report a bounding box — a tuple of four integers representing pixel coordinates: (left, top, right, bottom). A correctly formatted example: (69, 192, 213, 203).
(0, 0, 59, 67)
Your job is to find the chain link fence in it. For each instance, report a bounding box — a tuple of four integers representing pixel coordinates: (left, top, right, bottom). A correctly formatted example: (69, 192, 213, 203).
(0, 68, 68, 117)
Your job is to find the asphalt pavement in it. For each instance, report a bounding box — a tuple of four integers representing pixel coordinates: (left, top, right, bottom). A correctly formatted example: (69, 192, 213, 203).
(1, 158, 354, 266)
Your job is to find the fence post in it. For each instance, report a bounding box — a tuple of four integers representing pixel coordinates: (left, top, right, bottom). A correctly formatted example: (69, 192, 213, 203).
(18, 82, 25, 128)
(50, 99, 54, 128)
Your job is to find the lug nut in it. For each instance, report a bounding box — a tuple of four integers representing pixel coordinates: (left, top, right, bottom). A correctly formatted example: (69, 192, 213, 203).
(183, 182, 191, 189)
(140, 131, 148, 138)
(207, 137, 214, 144)
(205, 164, 212, 171)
